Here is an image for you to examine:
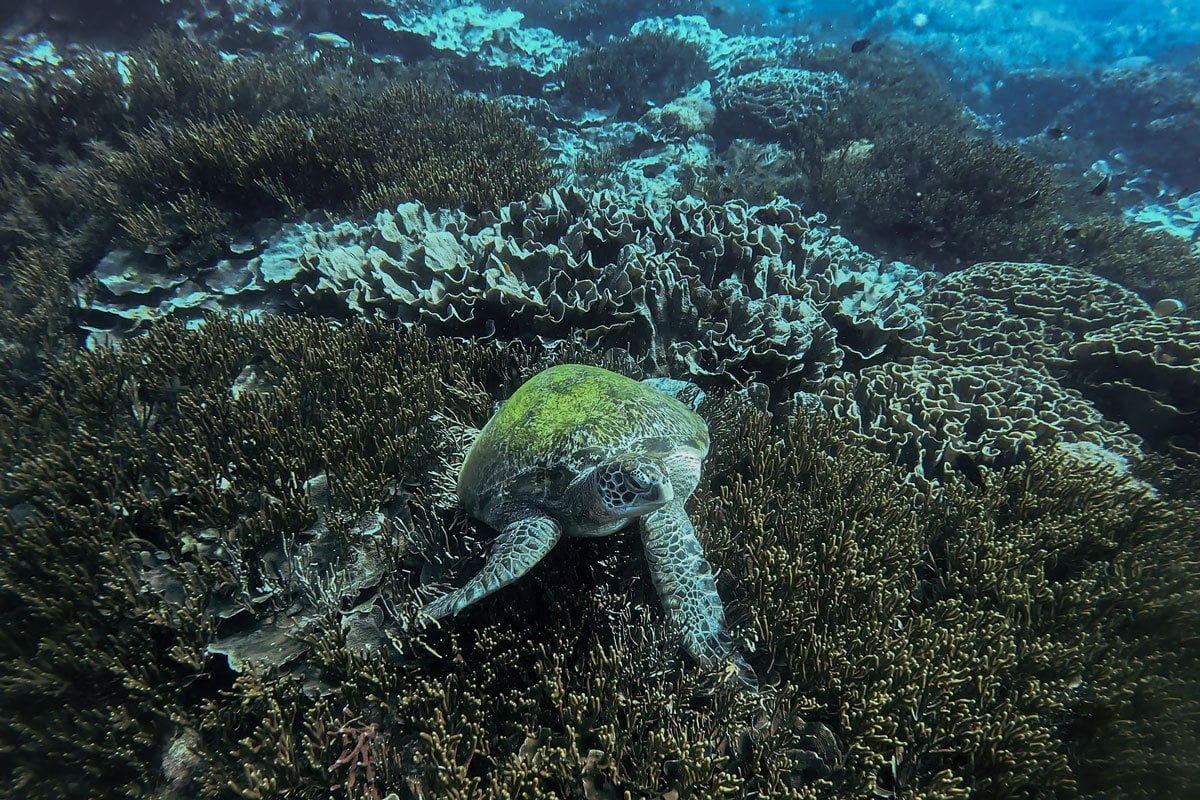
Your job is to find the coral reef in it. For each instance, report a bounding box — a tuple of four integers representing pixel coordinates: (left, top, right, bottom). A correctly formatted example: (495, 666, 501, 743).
(2, 6, 1198, 800)
(554, 30, 710, 118)
(365, 0, 576, 78)
(816, 357, 1142, 487)
(485, 0, 697, 39)
(2, 318, 1196, 798)
(686, 138, 811, 206)
(82, 188, 931, 398)
(978, 60, 1200, 192)
(715, 66, 848, 140)
(918, 261, 1154, 370)
(1069, 315, 1200, 462)
(1046, 215, 1200, 310)
(0, 34, 551, 387)
(816, 125, 1060, 264)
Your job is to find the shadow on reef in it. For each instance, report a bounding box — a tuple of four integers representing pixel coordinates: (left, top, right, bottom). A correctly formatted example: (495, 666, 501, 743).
(0, 33, 553, 390)
(1, 317, 1196, 799)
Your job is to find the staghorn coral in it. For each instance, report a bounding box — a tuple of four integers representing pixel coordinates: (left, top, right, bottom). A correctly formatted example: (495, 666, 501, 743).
(82, 188, 931, 398)
(0, 316, 521, 798)
(92, 80, 552, 259)
(1, 317, 1197, 799)
(816, 356, 1142, 488)
(1069, 315, 1200, 462)
(554, 30, 710, 118)
(816, 125, 1061, 265)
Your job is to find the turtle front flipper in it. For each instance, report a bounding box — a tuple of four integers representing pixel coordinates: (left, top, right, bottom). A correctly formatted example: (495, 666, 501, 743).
(420, 513, 562, 621)
(640, 501, 756, 688)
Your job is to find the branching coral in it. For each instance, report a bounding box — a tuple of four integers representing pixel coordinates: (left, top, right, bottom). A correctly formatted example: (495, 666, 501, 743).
(2, 317, 1196, 799)
(554, 30, 710, 118)
(1044, 214, 1200, 310)
(816, 125, 1061, 264)
(0, 34, 550, 389)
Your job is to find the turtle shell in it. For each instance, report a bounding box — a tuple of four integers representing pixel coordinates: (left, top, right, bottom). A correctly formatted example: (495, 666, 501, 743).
(457, 364, 710, 518)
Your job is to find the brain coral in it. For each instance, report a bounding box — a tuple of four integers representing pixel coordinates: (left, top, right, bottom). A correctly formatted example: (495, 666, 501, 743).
(82, 189, 930, 398)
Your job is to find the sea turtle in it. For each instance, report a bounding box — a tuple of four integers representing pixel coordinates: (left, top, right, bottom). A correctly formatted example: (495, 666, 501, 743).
(420, 363, 753, 684)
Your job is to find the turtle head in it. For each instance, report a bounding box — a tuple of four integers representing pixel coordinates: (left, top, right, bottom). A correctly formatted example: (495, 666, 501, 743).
(591, 455, 674, 520)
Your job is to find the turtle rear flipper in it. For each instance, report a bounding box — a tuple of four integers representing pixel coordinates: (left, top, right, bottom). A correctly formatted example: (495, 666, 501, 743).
(640, 501, 756, 689)
(420, 513, 561, 620)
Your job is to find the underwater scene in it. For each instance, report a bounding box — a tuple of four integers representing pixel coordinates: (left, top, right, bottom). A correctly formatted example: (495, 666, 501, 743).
(1, 0, 1199, 797)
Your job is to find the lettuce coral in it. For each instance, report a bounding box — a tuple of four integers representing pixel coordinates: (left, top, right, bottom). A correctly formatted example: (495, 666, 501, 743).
(82, 189, 931, 400)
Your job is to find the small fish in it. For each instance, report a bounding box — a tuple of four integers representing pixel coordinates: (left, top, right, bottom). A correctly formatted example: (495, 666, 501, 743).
(1017, 188, 1042, 208)
(1089, 174, 1111, 195)
(1046, 126, 1066, 138)
(1153, 297, 1185, 317)
(851, 38, 872, 53)
(778, 4, 792, 13)
(710, 4, 725, 16)
(308, 32, 351, 49)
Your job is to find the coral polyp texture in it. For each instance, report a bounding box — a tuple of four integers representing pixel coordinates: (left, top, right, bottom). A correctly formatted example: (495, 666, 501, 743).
(1, 318, 1197, 799)
(1069, 316, 1200, 462)
(2, 3, 1199, 800)
(82, 188, 931, 398)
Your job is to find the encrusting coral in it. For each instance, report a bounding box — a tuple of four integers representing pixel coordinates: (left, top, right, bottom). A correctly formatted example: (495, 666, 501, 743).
(1, 317, 1197, 800)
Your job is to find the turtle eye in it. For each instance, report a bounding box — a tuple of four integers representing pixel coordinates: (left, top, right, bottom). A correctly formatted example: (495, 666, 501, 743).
(626, 472, 651, 492)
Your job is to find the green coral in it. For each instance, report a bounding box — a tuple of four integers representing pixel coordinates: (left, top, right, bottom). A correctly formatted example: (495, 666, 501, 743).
(1, 317, 1196, 799)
